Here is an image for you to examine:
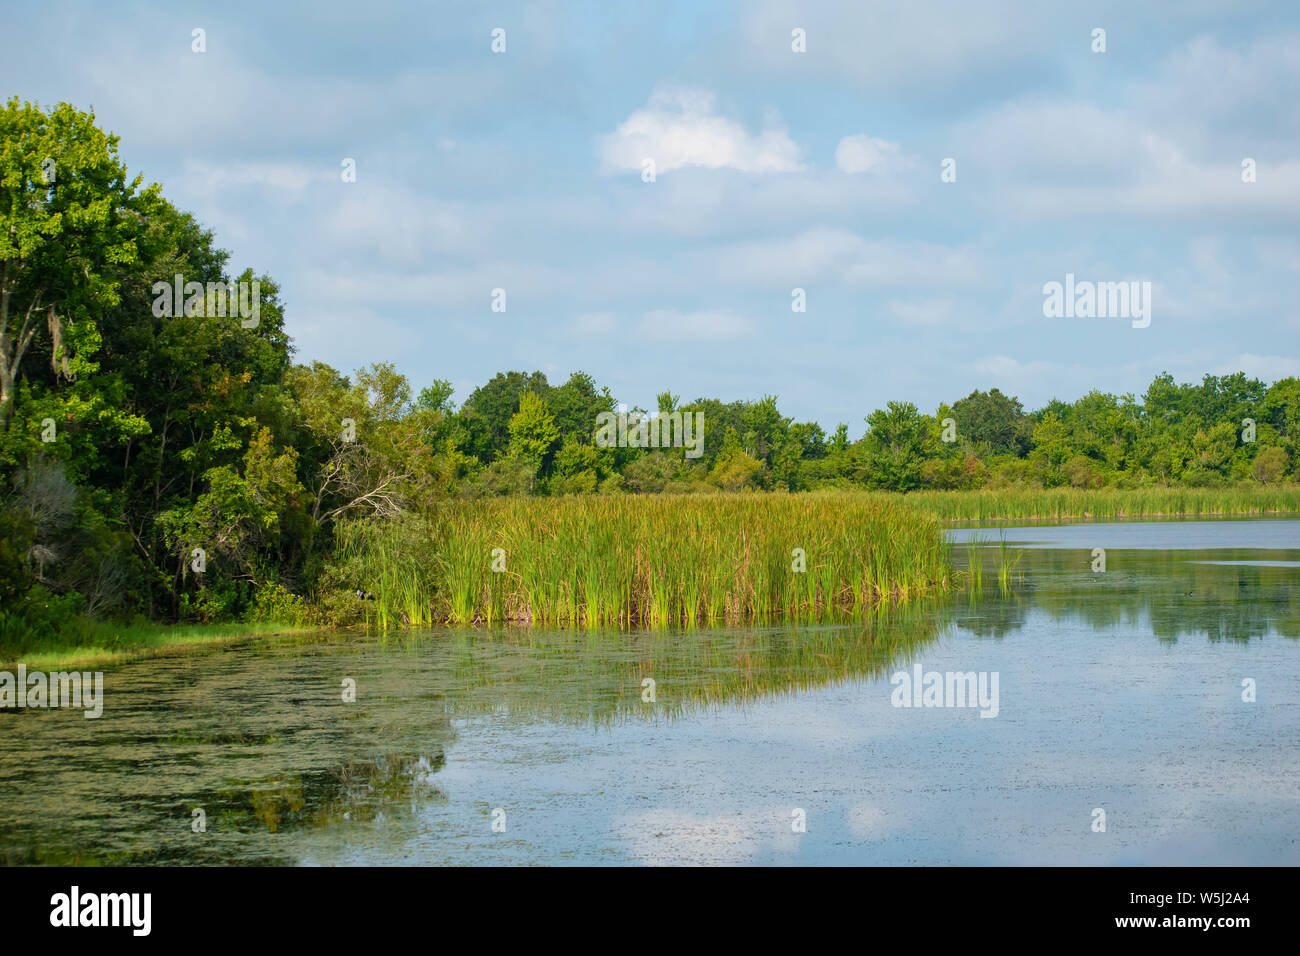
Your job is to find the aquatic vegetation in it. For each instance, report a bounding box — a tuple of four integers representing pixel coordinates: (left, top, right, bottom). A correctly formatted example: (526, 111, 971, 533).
(0, 620, 320, 670)
(995, 531, 1024, 594)
(901, 485, 1300, 522)
(958, 531, 1023, 596)
(332, 493, 952, 628)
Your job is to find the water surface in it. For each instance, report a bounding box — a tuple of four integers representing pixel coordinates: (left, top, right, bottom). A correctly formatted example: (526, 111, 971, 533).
(1, 518, 1296, 865)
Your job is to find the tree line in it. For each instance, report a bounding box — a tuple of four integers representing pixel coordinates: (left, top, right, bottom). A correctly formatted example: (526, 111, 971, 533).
(421, 367, 1298, 498)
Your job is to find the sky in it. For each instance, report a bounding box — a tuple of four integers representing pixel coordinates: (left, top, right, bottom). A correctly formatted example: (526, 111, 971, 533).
(2, 0, 1297, 430)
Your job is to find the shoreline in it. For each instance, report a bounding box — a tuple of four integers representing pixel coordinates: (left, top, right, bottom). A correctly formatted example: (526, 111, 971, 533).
(5, 495, 1297, 668)
(2, 623, 320, 672)
(939, 508, 1300, 522)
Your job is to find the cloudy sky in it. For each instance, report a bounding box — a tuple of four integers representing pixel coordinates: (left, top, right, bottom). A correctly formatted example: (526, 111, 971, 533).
(3, 0, 1297, 429)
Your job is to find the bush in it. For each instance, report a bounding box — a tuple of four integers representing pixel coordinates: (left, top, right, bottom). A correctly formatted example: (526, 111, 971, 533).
(549, 469, 598, 496)
(249, 581, 312, 625)
(465, 457, 537, 497)
(1063, 455, 1102, 488)
(0, 507, 35, 608)
(597, 474, 625, 495)
(621, 452, 675, 493)
(1252, 446, 1288, 484)
(709, 450, 764, 492)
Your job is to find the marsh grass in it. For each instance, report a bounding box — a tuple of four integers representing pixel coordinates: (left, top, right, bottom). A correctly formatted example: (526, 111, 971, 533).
(335, 493, 952, 628)
(959, 531, 1024, 596)
(904, 485, 1300, 522)
(965, 542, 984, 594)
(1, 621, 319, 670)
(995, 530, 1024, 594)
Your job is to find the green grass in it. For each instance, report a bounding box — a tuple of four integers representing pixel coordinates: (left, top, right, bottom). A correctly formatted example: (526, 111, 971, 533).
(899, 484, 1300, 522)
(0, 620, 318, 670)
(995, 530, 1024, 594)
(334, 492, 953, 628)
(959, 530, 1024, 596)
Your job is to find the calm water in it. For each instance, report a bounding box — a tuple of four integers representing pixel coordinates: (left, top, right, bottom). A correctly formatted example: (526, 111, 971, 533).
(2, 519, 1297, 865)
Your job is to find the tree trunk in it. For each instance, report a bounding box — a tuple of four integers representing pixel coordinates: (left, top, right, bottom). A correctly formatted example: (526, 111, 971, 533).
(0, 275, 44, 434)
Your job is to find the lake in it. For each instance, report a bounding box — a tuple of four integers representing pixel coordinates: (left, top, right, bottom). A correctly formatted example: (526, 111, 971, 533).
(1, 518, 1297, 865)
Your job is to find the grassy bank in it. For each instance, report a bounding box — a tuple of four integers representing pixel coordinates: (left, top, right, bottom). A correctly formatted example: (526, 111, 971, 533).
(899, 485, 1300, 522)
(333, 493, 952, 628)
(9, 485, 1293, 660)
(0, 621, 318, 670)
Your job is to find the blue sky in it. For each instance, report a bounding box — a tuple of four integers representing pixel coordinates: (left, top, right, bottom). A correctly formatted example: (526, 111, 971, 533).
(2, 0, 1297, 430)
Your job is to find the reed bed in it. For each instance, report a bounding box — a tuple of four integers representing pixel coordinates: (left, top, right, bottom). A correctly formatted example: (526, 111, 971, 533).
(333, 493, 952, 628)
(959, 531, 1024, 597)
(994, 531, 1024, 594)
(901, 485, 1300, 522)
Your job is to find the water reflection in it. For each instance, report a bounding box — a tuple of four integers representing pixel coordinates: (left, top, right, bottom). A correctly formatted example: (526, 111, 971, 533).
(433, 605, 945, 725)
(0, 605, 946, 864)
(957, 539, 1300, 642)
(0, 519, 1296, 865)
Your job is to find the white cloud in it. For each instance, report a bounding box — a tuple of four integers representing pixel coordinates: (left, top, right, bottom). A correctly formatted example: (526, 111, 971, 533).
(742, 0, 1055, 102)
(714, 229, 983, 288)
(1214, 354, 1300, 382)
(637, 308, 752, 342)
(887, 299, 959, 326)
(974, 355, 1062, 379)
(300, 263, 575, 311)
(291, 307, 418, 373)
(181, 160, 330, 199)
(955, 98, 1300, 222)
(835, 134, 902, 174)
(1255, 238, 1300, 274)
(321, 187, 485, 265)
(604, 167, 918, 239)
(1133, 34, 1300, 155)
(599, 88, 804, 175)
(569, 312, 618, 337)
(949, 29, 1300, 225)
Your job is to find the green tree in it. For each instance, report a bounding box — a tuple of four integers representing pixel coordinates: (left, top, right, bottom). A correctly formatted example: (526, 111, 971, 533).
(0, 97, 159, 433)
(416, 379, 455, 416)
(950, 388, 1029, 456)
(461, 370, 550, 461)
(548, 371, 615, 444)
(1027, 411, 1072, 484)
(859, 401, 930, 491)
(508, 391, 560, 466)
